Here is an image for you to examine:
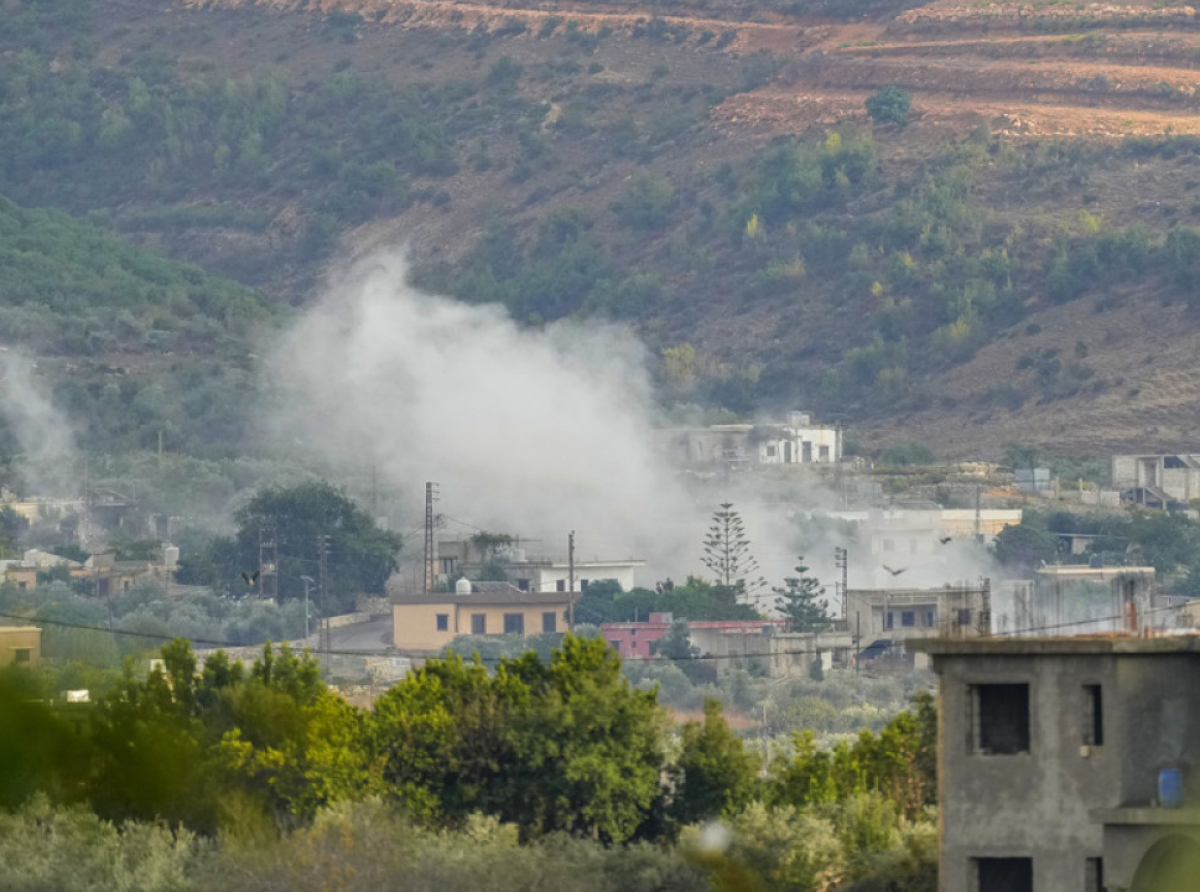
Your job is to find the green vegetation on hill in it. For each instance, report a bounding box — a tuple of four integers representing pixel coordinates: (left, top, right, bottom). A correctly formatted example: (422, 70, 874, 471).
(0, 193, 269, 454)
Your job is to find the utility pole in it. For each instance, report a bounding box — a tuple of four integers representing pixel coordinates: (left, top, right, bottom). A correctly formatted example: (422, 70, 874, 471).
(424, 482, 439, 594)
(258, 527, 278, 602)
(978, 577, 992, 637)
(317, 534, 331, 653)
(300, 575, 314, 640)
(834, 546, 848, 620)
(568, 530, 576, 630)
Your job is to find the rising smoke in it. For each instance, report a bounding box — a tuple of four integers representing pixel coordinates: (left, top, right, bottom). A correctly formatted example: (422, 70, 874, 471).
(0, 351, 77, 494)
(267, 253, 1004, 614)
(267, 254, 696, 563)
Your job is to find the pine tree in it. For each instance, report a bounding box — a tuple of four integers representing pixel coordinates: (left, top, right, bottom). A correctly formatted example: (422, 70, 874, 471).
(701, 502, 766, 599)
(773, 556, 832, 632)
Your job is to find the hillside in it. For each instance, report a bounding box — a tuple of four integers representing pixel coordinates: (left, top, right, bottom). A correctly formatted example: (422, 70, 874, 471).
(7, 0, 1200, 458)
(0, 193, 268, 456)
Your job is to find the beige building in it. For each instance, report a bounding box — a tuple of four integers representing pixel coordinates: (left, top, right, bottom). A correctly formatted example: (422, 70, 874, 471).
(392, 580, 572, 653)
(0, 626, 41, 669)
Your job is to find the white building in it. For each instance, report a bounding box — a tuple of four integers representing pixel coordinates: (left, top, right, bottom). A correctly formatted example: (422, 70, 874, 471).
(661, 411, 841, 467)
(401, 536, 645, 595)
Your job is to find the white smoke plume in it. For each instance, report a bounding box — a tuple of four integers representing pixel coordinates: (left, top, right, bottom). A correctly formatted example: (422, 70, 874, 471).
(267, 254, 696, 567)
(267, 254, 1005, 614)
(0, 351, 77, 493)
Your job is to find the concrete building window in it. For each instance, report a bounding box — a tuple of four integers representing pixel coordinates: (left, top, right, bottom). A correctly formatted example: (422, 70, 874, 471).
(542, 612, 557, 633)
(885, 612, 895, 630)
(901, 611, 915, 628)
(440, 557, 457, 576)
(503, 613, 524, 634)
(970, 684, 1030, 755)
(973, 857, 1032, 892)
(802, 442, 812, 462)
(766, 444, 777, 457)
(13, 648, 30, 664)
(1085, 857, 1103, 892)
(819, 445, 830, 460)
(958, 608, 972, 626)
(925, 611, 936, 628)
(517, 579, 530, 592)
(471, 614, 486, 634)
(580, 579, 589, 591)
(1082, 685, 1104, 747)
(556, 580, 566, 592)
(436, 614, 449, 632)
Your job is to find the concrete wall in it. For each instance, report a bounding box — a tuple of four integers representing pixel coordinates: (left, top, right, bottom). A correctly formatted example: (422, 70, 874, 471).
(934, 652, 1116, 891)
(933, 649, 1200, 891)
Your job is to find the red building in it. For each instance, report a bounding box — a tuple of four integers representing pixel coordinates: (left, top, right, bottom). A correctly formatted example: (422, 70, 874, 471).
(600, 613, 790, 660)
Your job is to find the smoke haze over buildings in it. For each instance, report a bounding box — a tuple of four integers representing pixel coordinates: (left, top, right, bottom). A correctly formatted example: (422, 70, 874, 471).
(267, 254, 1009, 612)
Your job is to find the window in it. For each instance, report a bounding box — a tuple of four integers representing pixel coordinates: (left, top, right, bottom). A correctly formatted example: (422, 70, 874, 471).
(1082, 685, 1104, 747)
(901, 611, 915, 628)
(885, 612, 895, 630)
(974, 858, 1032, 892)
(17, 582, 26, 590)
(819, 445, 830, 460)
(542, 612, 557, 633)
(13, 648, 30, 664)
(580, 579, 589, 591)
(471, 614, 486, 634)
(766, 444, 777, 457)
(503, 613, 524, 634)
(435, 614, 449, 632)
(517, 578, 530, 592)
(958, 608, 972, 626)
(1085, 857, 1103, 892)
(926, 611, 936, 628)
(555, 579, 565, 592)
(970, 684, 1030, 755)
(802, 442, 812, 462)
(440, 557, 457, 575)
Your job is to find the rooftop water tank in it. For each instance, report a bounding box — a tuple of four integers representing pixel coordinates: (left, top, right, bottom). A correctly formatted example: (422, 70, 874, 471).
(455, 577, 472, 596)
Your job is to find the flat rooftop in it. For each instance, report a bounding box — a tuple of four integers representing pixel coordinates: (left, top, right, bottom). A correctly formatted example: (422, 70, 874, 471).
(912, 635, 1200, 656)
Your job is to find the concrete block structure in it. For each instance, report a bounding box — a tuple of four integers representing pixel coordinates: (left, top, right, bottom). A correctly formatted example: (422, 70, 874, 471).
(915, 636, 1200, 892)
(1112, 453, 1200, 509)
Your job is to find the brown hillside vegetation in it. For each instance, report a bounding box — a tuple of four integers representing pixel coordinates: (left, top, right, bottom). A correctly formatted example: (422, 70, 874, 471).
(58, 0, 1200, 457)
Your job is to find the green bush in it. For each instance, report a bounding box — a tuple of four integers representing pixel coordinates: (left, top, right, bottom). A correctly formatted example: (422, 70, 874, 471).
(865, 86, 912, 125)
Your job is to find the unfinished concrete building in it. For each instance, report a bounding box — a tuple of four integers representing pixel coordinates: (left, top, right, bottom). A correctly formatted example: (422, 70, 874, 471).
(846, 584, 992, 646)
(916, 636, 1200, 892)
(1112, 453, 1200, 509)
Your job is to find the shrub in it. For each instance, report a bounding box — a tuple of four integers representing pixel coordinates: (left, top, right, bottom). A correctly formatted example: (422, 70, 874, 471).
(865, 86, 912, 126)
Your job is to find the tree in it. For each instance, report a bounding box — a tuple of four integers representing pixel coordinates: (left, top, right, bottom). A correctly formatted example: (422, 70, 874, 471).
(865, 86, 912, 125)
(773, 557, 832, 632)
(652, 619, 699, 661)
(229, 481, 402, 612)
(701, 503, 766, 599)
(993, 519, 1059, 574)
(669, 698, 759, 828)
(372, 634, 667, 843)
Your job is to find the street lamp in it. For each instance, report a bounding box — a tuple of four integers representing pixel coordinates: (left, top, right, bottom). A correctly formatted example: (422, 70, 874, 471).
(300, 575, 315, 639)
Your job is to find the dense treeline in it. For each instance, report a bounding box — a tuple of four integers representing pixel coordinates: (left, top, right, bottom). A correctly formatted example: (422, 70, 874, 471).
(0, 634, 938, 890)
(994, 507, 1200, 594)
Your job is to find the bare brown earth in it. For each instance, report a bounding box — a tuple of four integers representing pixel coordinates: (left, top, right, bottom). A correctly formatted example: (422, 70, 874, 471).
(175, 0, 1200, 458)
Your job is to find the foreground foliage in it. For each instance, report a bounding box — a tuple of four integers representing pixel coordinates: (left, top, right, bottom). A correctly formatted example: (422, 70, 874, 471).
(0, 635, 938, 890)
